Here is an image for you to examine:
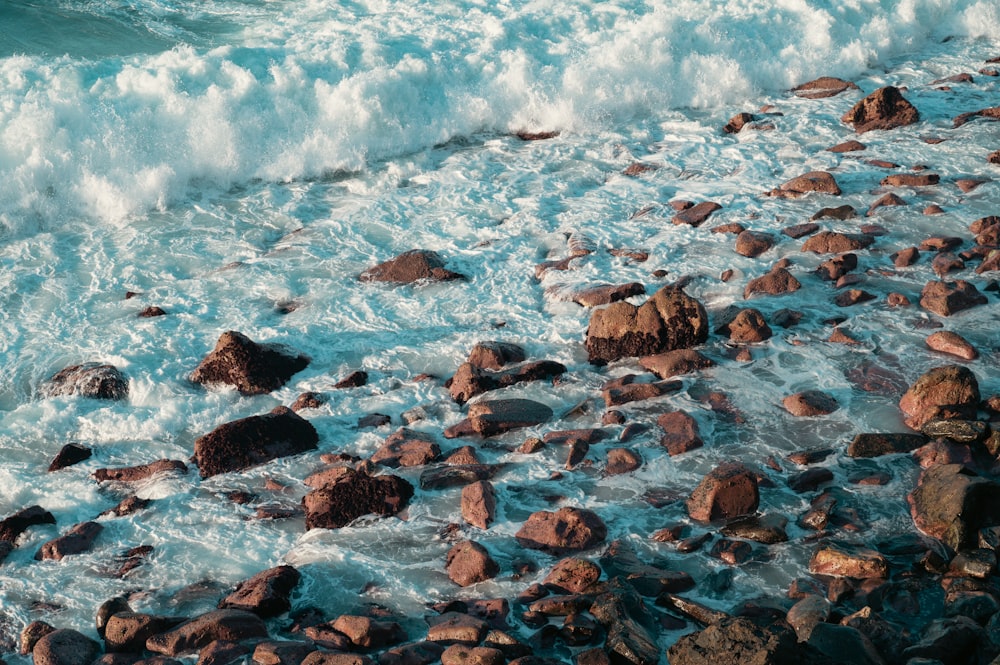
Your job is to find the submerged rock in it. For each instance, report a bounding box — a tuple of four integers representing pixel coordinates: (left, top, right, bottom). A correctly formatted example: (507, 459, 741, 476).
(0, 505, 56, 543)
(791, 76, 860, 98)
(35, 521, 103, 561)
(41, 363, 128, 400)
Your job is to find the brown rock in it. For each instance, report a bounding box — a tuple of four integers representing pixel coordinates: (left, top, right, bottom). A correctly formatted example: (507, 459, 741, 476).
(658, 411, 703, 456)
(886, 292, 911, 307)
(638, 349, 714, 379)
(734, 231, 774, 258)
(301, 654, 371, 665)
(926, 331, 978, 360)
(623, 162, 658, 177)
(791, 77, 860, 98)
(447, 361, 566, 405)
(93, 459, 188, 483)
(672, 201, 722, 226)
(687, 463, 759, 523)
(332, 615, 404, 649)
(768, 171, 842, 197)
(899, 364, 980, 431)
(913, 439, 972, 468)
(712, 223, 746, 235)
(378, 642, 445, 665)
(196, 639, 254, 665)
(802, 231, 873, 254)
(333, 370, 368, 389)
(720, 514, 788, 544)
(892, 247, 919, 267)
(218, 565, 300, 618)
(953, 105, 1000, 128)
(812, 205, 858, 221)
(788, 468, 834, 493)
(20, 621, 55, 655)
(841, 86, 920, 133)
(35, 521, 102, 561)
(190, 331, 308, 396)
(426, 613, 489, 645)
(461, 481, 496, 530)
(572, 283, 645, 307)
(744, 267, 801, 298)
(146, 610, 268, 656)
(783, 222, 820, 238)
(828, 327, 860, 345)
(908, 464, 1000, 551)
(251, 641, 314, 665)
(709, 539, 754, 565)
(515, 507, 607, 555)
(359, 249, 465, 283)
(606, 448, 642, 475)
(543, 558, 601, 594)
(920, 280, 988, 316)
(446, 540, 499, 587)
(463, 398, 553, 436)
(41, 363, 129, 400)
(303, 468, 413, 530)
(290, 391, 324, 411)
(865, 192, 907, 216)
(956, 178, 987, 192)
(716, 308, 772, 343)
(371, 428, 440, 467)
(467, 342, 526, 370)
(834, 289, 876, 307)
(783, 390, 838, 416)
(104, 613, 185, 653)
(47, 443, 92, 472)
(440, 645, 504, 665)
(816, 253, 857, 280)
(989, 150, 1000, 165)
(847, 433, 927, 458)
(585, 285, 709, 364)
(602, 378, 682, 407)
(881, 173, 940, 187)
(32, 629, 100, 665)
(809, 543, 888, 578)
(827, 140, 866, 153)
(194, 406, 318, 478)
(723, 112, 755, 134)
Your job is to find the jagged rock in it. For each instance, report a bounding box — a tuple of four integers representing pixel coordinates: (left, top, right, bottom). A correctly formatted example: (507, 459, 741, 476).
(371, 428, 440, 467)
(32, 629, 100, 665)
(599, 540, 695, 596)
(687, 463, 759, 523)
(734, 231, 774, 258)
(0, 505, 55, 543)
(638, 349, 714, 379)
(332, 616, 405, 649)
(41, 363, 128, 400)
(334, 370, 368, 389)
(290, 391, 325, 412)
(461, 481, 496, 529)
(809, 543, 888, 578)
(218, 565, 300, 618)
(543, 558, 602, 594)
(104, 613, 186, 653)
(847, 433, 927, 458)
(667, 617, 830, 665)
(589, 581, 660, 665)
(447, 361, 565, 405)
(606, 448, 642, 475)
(359, 249, 465, 283)
(194, 406, 318, 478)
(252, 641, 315, 665)
(303, 468, 413, 530)
(892, 247, 919, 267)
(35, 521, 102, 561)
(909, 464, 1000, 551)
(446, 540, 499, 587)
(723, 112, 756, 134)
(715, 308, 771, 343)
(190, 331, 308, 396)
(93, 459, 188, 483)
(901, 616, 986, 662)
(768, 171, 841, 197)
(516, 507, 607, 555)
(145, 610, 268, 656)
(48, 443, 92, 472)
(899, 364, 980, 431)
(743, 267, 801, 298)
(920, 280, 988, 316)
(585, 285, 709, 364)
(842, 86, 920, 133)
(953, 105, 1000, 128)
(672, 202, 722, 226)
(791, 77, 860, 99)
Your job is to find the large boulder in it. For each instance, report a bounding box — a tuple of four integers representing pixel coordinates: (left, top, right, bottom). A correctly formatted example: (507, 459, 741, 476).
(687, 463, 759, 523)
(40, 363, 128, 400)
(445, 540, 499, 587)
(585, 286, 709, 364)
(467, 341, 525, 370)
(667, 617, 829, 665)
(908, 464, 1000, 551)
(194, 406, 319, 478)
(359, 249, 465, 283)
(920, 280, 988, 316)
(589, 581, 660, 665)
(191, 331, 308, 396)
(35, 521, 103, 561)
(145, 610, 268, 656)
(218, 565, 301, 618)
(515, 507, 607, 555)
(32, 629, 101, 665)
(768, 171, 841, 198)
(841, 86, 919, 133)
(898, 365, 980, 431)
(0, 505, 55, 543)
(302, 468, 413, 530)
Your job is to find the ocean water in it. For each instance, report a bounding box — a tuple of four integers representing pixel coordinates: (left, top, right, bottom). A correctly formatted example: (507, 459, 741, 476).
(1, 0, 999, 659)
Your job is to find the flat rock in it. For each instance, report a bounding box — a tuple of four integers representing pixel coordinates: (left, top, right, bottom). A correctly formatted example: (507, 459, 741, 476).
(847, 433, 927, 458)
(743, 267, 801, 298)
(252, 641, 315, 665)
(302, 468, 414, 530)
(461, 480, 496, 529)
(809, 543, 888, 578)
(783, 390, 838, 416)
(332, 615, 405, 649)
(866, 192, 906, 216)
(720, 514, 788, 544)
(41, 363, 128, 400)
(802, 231, 873, 254)
(515, 507, 607, 555)
(687, 463, 759, 523)
(446, 540, 499, 587)
(926, 330, 978, 360)
(667, 617, 824, 665)
(218, 565, 300, 618)
(920, 280, 988, 316)
(359, 249, 465, 283)
(146, 610, 268, 656)
(190, 331, 308, 396)
(841, 86, 920, 133)
(784, 222, 820, 238)
(32, 629, 101, 665)
(371, 428, 440, 467)
(462, 398, 553, 437)
(672, 202, 722, 227)
(426, 612, 489, 645)
(194, 406, 318, 478)
(94, 459, 188, 483)
(602, 378, 682, 407)
(811, 205, 857, 221)
(638, 349, 714, 379)
(899, 364, 980, 431)
(791, 77, 860, 98)
(35, 521, 102, 561)
(768, 171, 841, 197)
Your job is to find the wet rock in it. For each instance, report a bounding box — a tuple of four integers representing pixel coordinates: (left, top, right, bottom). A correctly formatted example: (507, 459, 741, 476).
(687, 463, 759, 523)
(585, 285, 709, 364)
(218, 565, 300, 618)
(371, 428, 440, 468)
(426, 612, 489, 645)
(461, 481, 496, 529)
(606, 448, 642, 475)
(97, 597, 132, 639)
(720, 514, 788, 544)
(47, 443, 92, 472)
(866, 192, 905, 215)
(20, 621, 54, 656)
(104, 613, 186, 653)
(899, 365, 980, 431)
(101, 496, 151, 518)
(791, 76, 860, 98)
(447, 361, 566, 404)
(882, 173, 940, 187)
(827, 139, 866, 153)
(303, 468, 413, 530)
(768, 171, 842, 197)
(358, 413, 391, 429)
(841, 86, 919, 133)
(909, 464, 1000, 551)
(892, 246, 919, 267)
(816, 253, 857, 280)
(450, 398, 554, 437)
(589, 581, 660, 665)
(783, 390, 838, 416)
(638, 349, 714, 379)
(515, 507, 607, 555)
(709, 539, 753, 565)
(834, 289, 876, 307)
(446, 540, 499, 587)
(734, 231, 774, 258)
(41, 363, 129, 400)
(788, 468, 834, 493)
(332, 615, 405, 649)
(529, 594, 593, 616)
(359, 249, 465, 283)
(952, 105, 1000, 128)
(32, 629, 100, 665)
(467, 341, 525, 370)
(672, 202, 722, 227)
(920, 280, 988, 316)
(194, 406, 318, 478)
(93, 459, 188, 483)
(146, 610, 268, 656)
(666, 617, 824, 665)
(444, 446, 480, 465)
(35, 521, 102, 561)
(543, 558, 601, 594)
(931, 252, 965, 276)
(190, 331, 308, 396)
(921, 419, 987, 443)
(809, 543, 888, 579)
(926, 331, 978, 360)
(847, 433, 927, 457)
(290, 391, 325, 412)
(813, 205, 858, 221)
(378, 642, 445, 665)
(419, 464, 503, 490)
(602, 378, 682, 407)
(572, 283, 645, 307)
(802, 231, 873, 254)
(914, 438, 973, 468)
(658, 411, 703, 456)
(886, 292, 911, 306)
(807, 623, 884, 665)
(901, 616, 986, 662)
(786, 595, 831, 641)
(715, 308, 772, 343)
(301, 654, 372, 665)
(251, 641, 314, 665)
(722, 112, 755, 134)
(743, 267, 801, 298)
(334, 370, 368, 389)
(440, 645, 504, 665)
(784, 222, 820, 238)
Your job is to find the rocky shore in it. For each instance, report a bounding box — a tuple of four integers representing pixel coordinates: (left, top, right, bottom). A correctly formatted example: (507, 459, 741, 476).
(3, 59, 1000, 665)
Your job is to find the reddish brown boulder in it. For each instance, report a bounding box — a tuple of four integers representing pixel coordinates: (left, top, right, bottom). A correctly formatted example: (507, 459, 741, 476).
(743, 267, 801, 298)
(35, 521, 102, 561)
(20, 621, 55, 655)
(104, 613, 186, 653)
(440, 645, 504, 665)
(93, 459, 188, 483)
(515, 507, 607, 555)
(606, 448, 642, 475)
(953, 105, 1000, 128)
(331, 615, 404, 649)
(768, 171, 841, 197)
(827, 140, 866, 153)
(251, 641, 314, 665)
(881, 173, 940, 187)
(841, 86, 920, 133)
(910, 464, 1000, 551)
(467, 341, 525, 370)
(672, 201, 722, 227)
(899, 365, 980, 431)
(811, 205, 857, 221)
(816, 253, 857, 280)
(801, 231, 873, 254)
(0, 505, 55, 543)
(191, 331, 308, 396)
(638, 349, 714, 379)
(543, 557, 602, 594)
(716, 308, 771, 343)
(146, 610, 268, 656)
(457, 398, 553, 437)
(602, 377, 682, 407)
(585, 285, 709, 364)
(461, 480, 496, 530)
(920, 280, 988, 316)
(446, 540, 499, 587)
(371, 428, 440, 467)
(426, 613, 489, 645)
(687, 463, 759, 523)
(333, 370, 368, 389)
(359, 249, 465, 283)
(892, 247, 919, 267)
(41, 363, 129, 400)
(913, 439, 973, 468)
(926, 331, 978, 360)
(866, 192, 906, 216)
(572, 283, 645, 307)
(290, 391, 324, 412)
(48, 443, 92, 472)
(734, 231, 774, 258)
(809, 543, 888, 578)
(447, 360, 566, 404)
(32, 629, 101, 665)
(194, 407, 318, 478)
(303, 468, 413, 530)
(783, 391, 838, 416)
(218, 565, 300, 618)
(791, 77, 860, 98)
(658, 411, 703, 456)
